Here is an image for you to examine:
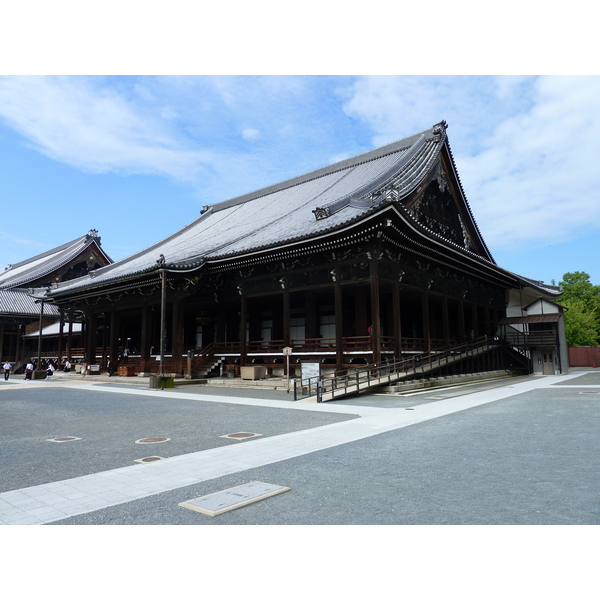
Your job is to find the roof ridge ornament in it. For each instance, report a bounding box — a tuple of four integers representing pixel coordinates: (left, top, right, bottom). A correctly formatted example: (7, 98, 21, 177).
(313, 206, 331, 220)
(432, 120, 448, 141)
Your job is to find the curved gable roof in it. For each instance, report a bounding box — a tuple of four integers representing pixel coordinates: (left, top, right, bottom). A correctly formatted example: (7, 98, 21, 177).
(0, 230, 112, 290)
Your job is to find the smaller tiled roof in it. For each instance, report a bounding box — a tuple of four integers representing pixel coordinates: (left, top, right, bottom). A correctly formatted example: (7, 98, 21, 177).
(0, 288, 59, 317)
(0, 230, 111, 290)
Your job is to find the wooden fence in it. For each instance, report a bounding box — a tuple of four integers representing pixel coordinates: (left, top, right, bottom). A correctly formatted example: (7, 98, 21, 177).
(568, 347, 600, 367)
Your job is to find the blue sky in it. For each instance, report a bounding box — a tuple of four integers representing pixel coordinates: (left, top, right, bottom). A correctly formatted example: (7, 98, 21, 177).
(1, 7, 599, 289)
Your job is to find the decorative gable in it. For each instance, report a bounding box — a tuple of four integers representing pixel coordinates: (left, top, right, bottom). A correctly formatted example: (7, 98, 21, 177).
(405, 171, 475, 252)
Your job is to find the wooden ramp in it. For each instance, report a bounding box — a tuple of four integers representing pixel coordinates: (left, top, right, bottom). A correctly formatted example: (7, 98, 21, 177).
(295, 337, 501, 403)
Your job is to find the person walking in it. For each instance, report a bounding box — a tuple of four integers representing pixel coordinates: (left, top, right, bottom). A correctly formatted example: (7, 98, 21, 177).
(46, 362, 55, 379)
(107, 357, 114, 377)
(24, 360, 34, 380)
(3, 361, 11, 381)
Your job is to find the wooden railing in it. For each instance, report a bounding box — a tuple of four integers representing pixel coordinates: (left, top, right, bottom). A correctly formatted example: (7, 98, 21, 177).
(502, 331, 557, 347)
(213, 336, 431, 354)
(292, 338, 336, 351)
(212, 341, 242, 354)
(247, 339, 284, 352)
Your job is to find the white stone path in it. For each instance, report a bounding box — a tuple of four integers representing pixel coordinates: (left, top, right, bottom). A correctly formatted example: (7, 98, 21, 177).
(0, 373, 590, 525)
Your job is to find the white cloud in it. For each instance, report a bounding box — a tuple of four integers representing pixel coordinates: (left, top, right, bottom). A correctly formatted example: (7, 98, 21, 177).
(0, 76, 214, 181)
(242, 128, 261, 141)
(343, 75, 600, 252)
(458, 76, 600, 249)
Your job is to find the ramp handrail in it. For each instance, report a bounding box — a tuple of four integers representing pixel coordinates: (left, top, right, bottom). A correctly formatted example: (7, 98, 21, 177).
(293, 336, 500, 402)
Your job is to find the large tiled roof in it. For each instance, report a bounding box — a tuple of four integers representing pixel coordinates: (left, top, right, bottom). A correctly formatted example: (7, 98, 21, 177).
(0, 230, 111, 290)
(50, 123, 460, 294)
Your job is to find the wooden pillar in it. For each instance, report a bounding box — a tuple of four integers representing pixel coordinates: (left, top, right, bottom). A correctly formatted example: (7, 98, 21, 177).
(57, 309, 65, 365)
(282, 289, 290, 347)
(422, 291, 431, 353)
(15, 324, 22, 362)
(240, 294, 247, 366)
(100, 312, 107, 369)
(485, 305, 492, 337)
(472, 303, 479, 339)
(370, 259, 381, 365)
(67, 321, 73, 362)
(458, 299, 466, 342)
(442, 295, 450, 345)
(140, 303, 151, 373)
(87, 311, 97, 364)
(335, 280, 344, 369)
(171, 297, 184, 375)
(109, 306, 118, 365)
(393, 281, 402, 357)
(282, 290, 291, 376)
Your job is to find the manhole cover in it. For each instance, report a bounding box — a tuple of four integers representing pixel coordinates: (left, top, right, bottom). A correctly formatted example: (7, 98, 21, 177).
(134, 456, 164, 463)
(135, 437, 171, 444)
(220, 432, 263, 440)
(47, 436, 81, 443)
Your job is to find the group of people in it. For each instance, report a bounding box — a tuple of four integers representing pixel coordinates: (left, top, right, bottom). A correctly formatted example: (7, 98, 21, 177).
(22, 359, 57, 380)
(2, 354, 127, 380)
(2, 358, 68, 381)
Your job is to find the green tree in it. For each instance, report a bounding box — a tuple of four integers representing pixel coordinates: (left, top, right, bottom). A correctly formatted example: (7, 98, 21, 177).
(561, 298, 599, 346)
(558, 272, 600, 346)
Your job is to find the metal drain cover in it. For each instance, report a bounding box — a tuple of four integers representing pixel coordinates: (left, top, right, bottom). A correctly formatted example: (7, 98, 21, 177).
(220, 432, 263, 440)
(135, 437, 171, 444)
(179, 481, 290, 517)
(134, 456, 164, 463)
(47, 436, 81, 443)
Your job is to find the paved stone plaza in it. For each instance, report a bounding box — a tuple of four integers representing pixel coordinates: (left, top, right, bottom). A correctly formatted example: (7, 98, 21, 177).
(1, 370, 599, 525)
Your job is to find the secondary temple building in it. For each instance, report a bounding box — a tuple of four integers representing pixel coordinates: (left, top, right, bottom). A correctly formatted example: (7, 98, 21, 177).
(38, 122, 568, 380)
(0, 230, 112, 367)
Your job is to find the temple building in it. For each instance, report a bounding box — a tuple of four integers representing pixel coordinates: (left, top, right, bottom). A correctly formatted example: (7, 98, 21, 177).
(0, 230, 112, 367)
(39, 122, 568, 385)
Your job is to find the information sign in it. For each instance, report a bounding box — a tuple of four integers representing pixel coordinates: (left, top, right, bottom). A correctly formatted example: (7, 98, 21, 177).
(301, 362, 320, 384)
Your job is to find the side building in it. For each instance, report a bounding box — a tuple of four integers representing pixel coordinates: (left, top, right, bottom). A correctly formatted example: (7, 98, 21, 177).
(0, 230, 112, 369)
(41, 122, 567, 382)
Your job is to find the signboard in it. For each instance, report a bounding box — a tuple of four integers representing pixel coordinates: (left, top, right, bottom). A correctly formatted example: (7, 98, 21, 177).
(301, 362, 320, 384)
(283, 347, 293, 356)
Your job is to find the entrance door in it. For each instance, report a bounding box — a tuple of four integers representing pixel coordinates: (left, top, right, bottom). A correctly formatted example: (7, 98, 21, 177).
(542, 352, 554, 375)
